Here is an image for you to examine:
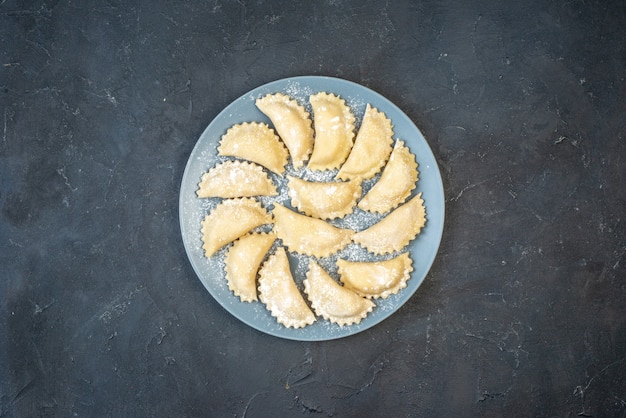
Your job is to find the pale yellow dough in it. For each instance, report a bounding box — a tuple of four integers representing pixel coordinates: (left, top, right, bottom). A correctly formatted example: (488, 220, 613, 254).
(287, 175, 362, 220)
(338, 252, 414, 299)
(358, 140, 418, 214)
(196, 160, 277, 198)
(303, 260, 375, 326)
(258, 247, 316, 328)
(224, 232, 276, 302)
(272, 203, 354, 257)
(201, 198, 273, 257)
(197, 89, 431, 328)
(218, 122, 288, 174)
(352, 193, 426, 255)
(255, 93, 314, 169)
(307, 92, 355, 170)
(337, 104, 394, 180)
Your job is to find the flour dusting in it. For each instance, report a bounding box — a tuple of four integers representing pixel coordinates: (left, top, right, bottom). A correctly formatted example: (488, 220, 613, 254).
(189, 80, 425, 337)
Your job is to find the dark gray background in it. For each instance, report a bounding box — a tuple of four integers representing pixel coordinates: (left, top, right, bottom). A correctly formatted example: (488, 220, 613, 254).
(1, 0, 624, 416)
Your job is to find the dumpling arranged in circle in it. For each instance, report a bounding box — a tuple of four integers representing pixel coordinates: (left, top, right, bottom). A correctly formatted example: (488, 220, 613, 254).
(287, 175, 361, 220)
(256, 93, 314, 169)
(258, 247, 316, 329)
(338, 252, 414, 299)
(225, 232, 276, 302)
(352, 193, 426, 255)
(357, 140, 418, 214)
(336, 104, 394, 181)
(303, 260, 375, 327)
(200, 197, 273, 257)
(218, 122, 288, 174)
(197, 160, 277, 198)
(307, 92, 355, 171)
(272, 203, 354, 258)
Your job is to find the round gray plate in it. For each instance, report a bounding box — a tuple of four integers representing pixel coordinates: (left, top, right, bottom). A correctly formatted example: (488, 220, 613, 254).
(179, 76, 444, 341)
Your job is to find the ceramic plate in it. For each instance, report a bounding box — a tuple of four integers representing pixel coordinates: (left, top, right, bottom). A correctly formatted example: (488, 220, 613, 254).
(179, 76, 444, 341)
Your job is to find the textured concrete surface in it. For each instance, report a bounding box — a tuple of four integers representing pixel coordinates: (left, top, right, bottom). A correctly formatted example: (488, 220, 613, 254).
(1, 0, 625, 416)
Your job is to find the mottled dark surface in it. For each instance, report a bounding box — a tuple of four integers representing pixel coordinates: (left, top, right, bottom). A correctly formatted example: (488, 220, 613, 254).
(1, 0, 625, 416)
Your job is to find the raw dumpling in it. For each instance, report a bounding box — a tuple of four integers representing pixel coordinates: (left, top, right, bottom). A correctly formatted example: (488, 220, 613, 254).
(336, 104, 394, 181)
(352, 193, 426, 255)
(338, 252, 414, 299)
(197, 160, 278, 198)
(307, 92, 355, 171)
(255, 93, 314, 169)
(201, 198, 273, 257)
(224, 232, 276, 302)
(287, 175, 362, 220)
(303, 260, 375, 326)
(358, 140, 418, 214)
(258, 247, 316, 328)
(272, 203, 354, 257)
(218, 122, 289, 174)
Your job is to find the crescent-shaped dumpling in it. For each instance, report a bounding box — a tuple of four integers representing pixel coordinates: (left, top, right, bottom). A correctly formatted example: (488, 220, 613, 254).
(217, 122, 289, 174)
(287, 175, 362, 220)
(255, 93, 314, 170)
(197, 160, 278, 198)
(337, 252, 414, 299)
(352, 193, 426, 255)
(224, 232, 276, 302)
(303, 260, 375, 326)
(201, 198, 273, 257)
(258, 247, 316, 329)
(307, 92, 355, 171)
(272, 203, 354, 257)
(358, 140, 418, 214)
(336, 104, 394, 181)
